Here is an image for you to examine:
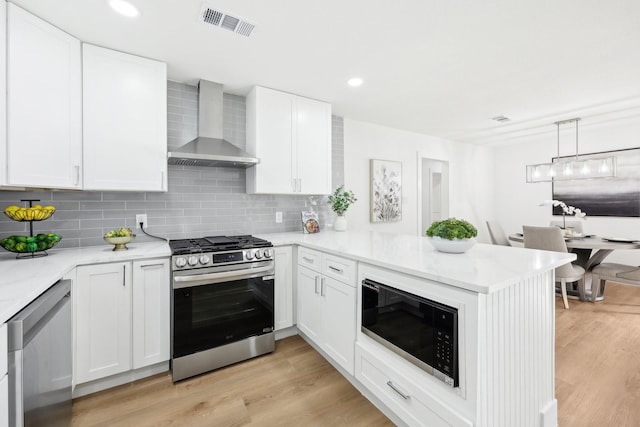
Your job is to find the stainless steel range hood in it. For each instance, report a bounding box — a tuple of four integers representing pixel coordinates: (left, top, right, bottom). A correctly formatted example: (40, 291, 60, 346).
(167, 80, 259, 168)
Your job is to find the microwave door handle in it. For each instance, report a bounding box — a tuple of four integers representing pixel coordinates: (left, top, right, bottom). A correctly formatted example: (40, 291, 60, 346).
(173, 265, 274, 289)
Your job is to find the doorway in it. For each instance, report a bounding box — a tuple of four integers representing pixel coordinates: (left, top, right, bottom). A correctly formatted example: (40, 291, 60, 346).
(417, 155, 449, 235)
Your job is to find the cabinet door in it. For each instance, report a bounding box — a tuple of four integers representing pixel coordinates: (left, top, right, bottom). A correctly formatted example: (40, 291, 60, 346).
(274, 246, 294, 330)
(246, 86, 294, 194)
(321, 276, 356, 374)
(75, 263, 131, 384)
(132, 259, 170, 369)
(296, 96, 332, 195)
(296, 265, 322, 341)
(0, 1, 7, 186)
(6, 4, 82, 189)
(83, 44, 167, 191)
(0, 375, 7, 427)
(64, 268, 77, 391)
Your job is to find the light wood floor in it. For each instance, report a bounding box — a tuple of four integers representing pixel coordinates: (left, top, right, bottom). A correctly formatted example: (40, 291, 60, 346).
(72, 282, 640, 427)
(71, 335, 393, 427)
(556, 282, 640, 427)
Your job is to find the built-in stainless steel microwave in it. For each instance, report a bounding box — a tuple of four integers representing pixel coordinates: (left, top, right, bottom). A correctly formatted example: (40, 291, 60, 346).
(361, 278, 459, 387)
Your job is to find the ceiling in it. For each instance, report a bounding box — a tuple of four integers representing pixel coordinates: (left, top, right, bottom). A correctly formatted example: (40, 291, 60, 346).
(11, 0, 640, 144)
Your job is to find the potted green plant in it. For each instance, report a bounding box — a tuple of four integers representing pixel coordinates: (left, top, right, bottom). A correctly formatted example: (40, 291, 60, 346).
(328, 185, 357, 231)
(426, 218, 478, 253)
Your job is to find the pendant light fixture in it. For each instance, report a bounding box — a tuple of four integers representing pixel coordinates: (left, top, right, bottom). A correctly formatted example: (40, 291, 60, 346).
(525, 118, 616, 183)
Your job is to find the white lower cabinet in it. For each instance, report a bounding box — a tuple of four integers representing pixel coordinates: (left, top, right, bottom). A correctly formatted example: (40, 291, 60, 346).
(75, 258, 169, 385)
(297, 248, 356, 374)
(0, 375, 7, 427)
(274, 246, 294, 331)
(0, 323, 7, 427)
(356, 343, 472, 427)
(75, 262, 132, 383)
(297, 265, 324, 341)
(132, 260, 170, 369)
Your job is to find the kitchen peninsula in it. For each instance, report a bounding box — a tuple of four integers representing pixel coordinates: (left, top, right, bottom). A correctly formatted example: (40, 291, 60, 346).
(260, 230, 574, 427)
(0, 231, 574, 427)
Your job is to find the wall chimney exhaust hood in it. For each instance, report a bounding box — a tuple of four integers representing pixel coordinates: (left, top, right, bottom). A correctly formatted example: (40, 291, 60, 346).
(167, 80, 259, 168)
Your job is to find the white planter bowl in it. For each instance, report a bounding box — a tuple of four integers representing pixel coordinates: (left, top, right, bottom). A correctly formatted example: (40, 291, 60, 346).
(428, 236, 476, 253)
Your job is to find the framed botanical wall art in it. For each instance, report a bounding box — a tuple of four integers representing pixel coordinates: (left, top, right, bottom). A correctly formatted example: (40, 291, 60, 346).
(552, 147, 640, 217)
(370, 159, 402, 222)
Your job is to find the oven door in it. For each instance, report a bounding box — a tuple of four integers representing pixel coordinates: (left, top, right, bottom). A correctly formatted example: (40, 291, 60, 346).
(172, 266, 274, 359)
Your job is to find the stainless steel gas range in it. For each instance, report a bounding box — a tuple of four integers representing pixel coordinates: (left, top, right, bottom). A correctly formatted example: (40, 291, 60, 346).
(169, 235, 275, 382)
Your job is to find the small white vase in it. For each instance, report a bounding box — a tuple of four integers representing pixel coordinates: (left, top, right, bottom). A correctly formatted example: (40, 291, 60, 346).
(334, 214, 347, 232)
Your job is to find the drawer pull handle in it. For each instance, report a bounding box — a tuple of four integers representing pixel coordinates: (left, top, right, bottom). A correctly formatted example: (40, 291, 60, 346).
(140, 263, 164, 268)
(328, 265, 343, 273)
(303, 256, 314, 263)
(387, 381, 410, 400)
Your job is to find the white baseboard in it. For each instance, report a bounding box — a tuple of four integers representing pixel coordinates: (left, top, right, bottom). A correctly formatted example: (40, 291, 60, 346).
(73, 361, 169, 398)
(275, 325, 298, 340)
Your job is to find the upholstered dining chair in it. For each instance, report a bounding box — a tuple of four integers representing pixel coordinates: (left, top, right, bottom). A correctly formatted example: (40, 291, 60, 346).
(549, 220, 584, 234)
(523, 225, 585, 309)
(590, 263, 640, 301)
(486, 221, 511, 246)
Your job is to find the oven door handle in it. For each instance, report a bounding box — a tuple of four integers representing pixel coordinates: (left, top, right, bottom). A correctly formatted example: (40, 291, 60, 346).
(173, 265, 275, 289)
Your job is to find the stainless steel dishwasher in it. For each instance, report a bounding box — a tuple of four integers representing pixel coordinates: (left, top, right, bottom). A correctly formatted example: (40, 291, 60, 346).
(8, 279, 72, 427)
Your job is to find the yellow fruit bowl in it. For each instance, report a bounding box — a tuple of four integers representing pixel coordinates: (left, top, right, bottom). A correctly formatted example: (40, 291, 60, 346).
(0, 234, 62, 253)
(4, 206, 56, 221)
(104, 235, 135, 251)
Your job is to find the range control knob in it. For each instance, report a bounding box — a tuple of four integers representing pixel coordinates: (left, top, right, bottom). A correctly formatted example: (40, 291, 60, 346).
(175, 257, 187, 268)
(188, 256, 199, 266)
(263, 248, 273, 258)
(245, 250, 254, 260)
(199, 255, 210, 265)
(254, 249, 263, 259)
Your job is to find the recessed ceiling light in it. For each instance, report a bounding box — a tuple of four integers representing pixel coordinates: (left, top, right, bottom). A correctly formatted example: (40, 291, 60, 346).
(347, 77, 363, 87)
(109, 0, 140, 17)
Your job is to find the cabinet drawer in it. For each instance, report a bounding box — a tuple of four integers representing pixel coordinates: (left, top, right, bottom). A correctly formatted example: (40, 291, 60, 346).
(0, 324, 6, 376)
(355, 344, 471, 427)
(297, 247, 322, 273)
(322, 255, 356, 286)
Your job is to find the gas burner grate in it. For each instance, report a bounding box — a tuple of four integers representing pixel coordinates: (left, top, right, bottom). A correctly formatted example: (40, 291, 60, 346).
(169, 235, 272, 255)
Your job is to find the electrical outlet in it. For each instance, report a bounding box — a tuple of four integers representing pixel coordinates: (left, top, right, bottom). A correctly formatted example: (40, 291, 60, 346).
(136, 214, 147, 229)
(275, 212, 283, 223)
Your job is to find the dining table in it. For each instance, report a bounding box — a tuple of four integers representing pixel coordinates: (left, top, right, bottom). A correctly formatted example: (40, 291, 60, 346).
(508, 234, 640, 300)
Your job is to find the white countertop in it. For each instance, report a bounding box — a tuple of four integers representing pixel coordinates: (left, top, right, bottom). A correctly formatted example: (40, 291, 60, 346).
(256, 230, 576, 294)
(0, 241, 170, 323)
(0, 230, 575, 324)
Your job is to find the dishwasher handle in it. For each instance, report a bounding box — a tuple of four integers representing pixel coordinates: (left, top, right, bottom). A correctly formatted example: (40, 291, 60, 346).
(8, 279, 71, 351)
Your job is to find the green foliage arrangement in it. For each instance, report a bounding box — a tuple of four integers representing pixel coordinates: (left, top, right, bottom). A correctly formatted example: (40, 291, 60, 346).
(328, 186, 357, 215)
(426, 218, 478, 240)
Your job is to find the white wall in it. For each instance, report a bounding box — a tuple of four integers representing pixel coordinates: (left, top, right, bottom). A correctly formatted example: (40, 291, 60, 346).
(343, 118, 495, 242)
(493, 115, 640, 264)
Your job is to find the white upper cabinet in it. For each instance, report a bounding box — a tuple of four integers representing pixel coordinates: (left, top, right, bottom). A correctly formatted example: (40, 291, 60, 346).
(295, 96, 332, 194)
(246, 86, 331, 195)
(6, 3, 82, 189)
(83, 44, 168, 192)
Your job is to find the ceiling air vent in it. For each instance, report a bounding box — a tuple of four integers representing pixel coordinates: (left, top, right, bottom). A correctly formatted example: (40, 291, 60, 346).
(491, 115, 511, 123)
(199, 4, 255, 37)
